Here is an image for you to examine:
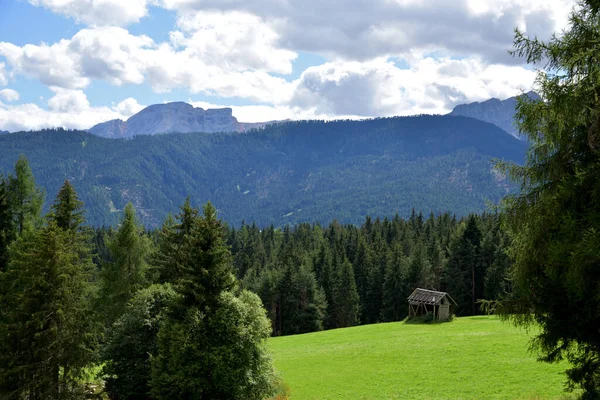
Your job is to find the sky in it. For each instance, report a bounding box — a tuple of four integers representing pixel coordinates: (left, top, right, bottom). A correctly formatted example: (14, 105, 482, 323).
(0, 0, 576, 132)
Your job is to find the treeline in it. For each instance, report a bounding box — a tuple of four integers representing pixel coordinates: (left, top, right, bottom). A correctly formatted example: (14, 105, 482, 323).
(226, 210, 511, 336)
(0, 156, 512, 398)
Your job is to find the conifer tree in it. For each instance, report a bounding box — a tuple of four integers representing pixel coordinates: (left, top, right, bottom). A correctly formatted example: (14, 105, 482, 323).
(7, 155, 43, 235)
(332, 257, 360, 328)
(381, 245, 410, 322)
(0, 182, 96, 399)
(151, 201, 275, 399)
(493, 3, 600, 393)
(153, 198, 199, 284)
(99, 202, 152, 326)
(0, 175, 14, 272)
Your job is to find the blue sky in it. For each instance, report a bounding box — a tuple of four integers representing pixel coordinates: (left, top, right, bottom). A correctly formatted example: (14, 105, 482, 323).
(0, 0, 573, 131)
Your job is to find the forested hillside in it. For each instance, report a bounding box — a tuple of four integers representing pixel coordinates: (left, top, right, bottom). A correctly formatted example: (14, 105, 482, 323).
(0, 115, 526, 227)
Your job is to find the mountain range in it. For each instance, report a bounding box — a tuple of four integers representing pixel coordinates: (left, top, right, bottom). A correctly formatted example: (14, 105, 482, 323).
(0, 115, 526, 227)
(84, 92, 535, 139)
(88, 102, 271, 138)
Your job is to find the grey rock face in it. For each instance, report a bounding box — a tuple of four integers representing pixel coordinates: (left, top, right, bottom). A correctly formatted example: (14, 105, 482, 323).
(88, 102, 257, 138)
(88, 119, 127, 138)
(449, 91, 540, 139)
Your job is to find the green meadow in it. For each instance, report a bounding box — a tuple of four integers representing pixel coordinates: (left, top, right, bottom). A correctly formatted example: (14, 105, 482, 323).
(269, 316, 575, 400)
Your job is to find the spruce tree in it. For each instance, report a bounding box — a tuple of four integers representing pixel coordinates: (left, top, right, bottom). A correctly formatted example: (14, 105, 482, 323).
(7, 155, 43, 235)
(332, 257, 360, 328)
(494, 2, 600, 393)
(381, 245, 410, 322)
(0, 175, 14, 272)
(99, 203, 152, 326)
(0, 182, 96, 399)
(151, 201, 275, 399)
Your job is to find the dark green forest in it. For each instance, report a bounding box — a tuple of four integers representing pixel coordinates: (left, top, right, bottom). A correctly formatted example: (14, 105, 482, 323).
(0, 115, 526, 228)
(0, 156, 510, 398)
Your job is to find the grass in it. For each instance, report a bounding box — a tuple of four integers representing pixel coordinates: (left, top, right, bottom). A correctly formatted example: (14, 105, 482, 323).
(268, 316, 577, 400)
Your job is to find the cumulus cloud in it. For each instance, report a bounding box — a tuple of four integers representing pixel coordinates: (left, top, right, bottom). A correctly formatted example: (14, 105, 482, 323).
(175, 11, 296, 74)
(0, 89, 20, 102)
(0, 26, 295, 103)
(0, 91, 145, 132)
(114, 97, 144, 117)
(28, 0, 151, 26)
(290, 57, 537, 117)
(160, 0, 576, 63)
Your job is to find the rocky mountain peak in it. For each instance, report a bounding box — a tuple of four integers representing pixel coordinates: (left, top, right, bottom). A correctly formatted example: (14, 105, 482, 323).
(449, 91, 540, 139)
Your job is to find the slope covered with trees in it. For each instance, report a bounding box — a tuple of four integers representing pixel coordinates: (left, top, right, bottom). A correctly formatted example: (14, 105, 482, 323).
(0, 115, 526, 227)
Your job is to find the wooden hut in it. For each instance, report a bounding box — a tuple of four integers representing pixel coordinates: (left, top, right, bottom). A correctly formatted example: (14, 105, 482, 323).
(407, 288, 457, 321)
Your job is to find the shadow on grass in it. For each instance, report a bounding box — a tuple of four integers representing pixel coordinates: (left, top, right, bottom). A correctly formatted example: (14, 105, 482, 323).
(403, 312, 456, 325)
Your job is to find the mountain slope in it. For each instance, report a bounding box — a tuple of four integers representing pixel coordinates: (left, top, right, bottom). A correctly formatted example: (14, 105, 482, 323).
(449, 91, 540, 139)
(0, 115, 526, 227)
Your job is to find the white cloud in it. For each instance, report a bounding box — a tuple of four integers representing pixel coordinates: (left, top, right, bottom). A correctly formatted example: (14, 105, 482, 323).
(28, 0, 151, 26)
(0, 89, 20, 102)
(160, 0, 576, 62)
(0, 90, 145, 132)
(114, 97, 144, 117)
(0, 63, 7, 86)
(175, 11, 296, 74)
(0, 26, 295, 103)
(0, 39, 90, 89)
(290, 57, 537, 117)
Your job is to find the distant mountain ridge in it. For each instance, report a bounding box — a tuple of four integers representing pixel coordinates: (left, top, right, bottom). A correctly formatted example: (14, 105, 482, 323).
(0, 115, 526, 227)
(449, 91, 540, 139)
(88, 102, 271, 138)
(0, 130, 8, 135)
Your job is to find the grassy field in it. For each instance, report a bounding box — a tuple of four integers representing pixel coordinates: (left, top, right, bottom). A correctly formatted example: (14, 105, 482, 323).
(269, 316, 575, 400)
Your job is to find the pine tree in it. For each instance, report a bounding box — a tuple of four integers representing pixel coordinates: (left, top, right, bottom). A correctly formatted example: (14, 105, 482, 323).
(151, 201, 275, 399)
(381, 245, 410, 322)
(153, 198, 199, 284)
(7, 155, 43, 235)
(0, 182, 97, 399)
(493, 4, 600, 393)
(332, 257, 359, 328)
(99, 203, 152, 326)
(0, 175, 14, 272)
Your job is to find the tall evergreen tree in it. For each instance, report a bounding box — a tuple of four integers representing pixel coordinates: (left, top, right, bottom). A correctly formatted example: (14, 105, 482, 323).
(381, 245, 410, 322)
(493, 2, 600, 394)
(0, 175, 14, 272)
(7, 155, 43, 235)
(153, 198, 199, 284)
(99, 203, 152, 326)
(151, 201, 275, 399)
(332, 257, 360, 328)
(0, 182, 96, 399)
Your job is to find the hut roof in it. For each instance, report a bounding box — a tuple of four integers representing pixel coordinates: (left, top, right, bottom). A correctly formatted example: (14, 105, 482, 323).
(407, 288, 457, 306)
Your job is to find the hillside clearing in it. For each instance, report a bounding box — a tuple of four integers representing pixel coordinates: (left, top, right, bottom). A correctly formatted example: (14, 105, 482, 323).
(269, 316, 575, 400)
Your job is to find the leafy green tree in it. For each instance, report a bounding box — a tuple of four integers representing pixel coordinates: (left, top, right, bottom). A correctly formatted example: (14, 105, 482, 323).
(151, 290, 276, 400)
(102, 284, 176, 400)
(494, 2, 600, 395)
(99, 203, 152, 326)
(151, 202, 276, 399)
(7, 155, 43, 235)
(0, 182, 96, 399)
